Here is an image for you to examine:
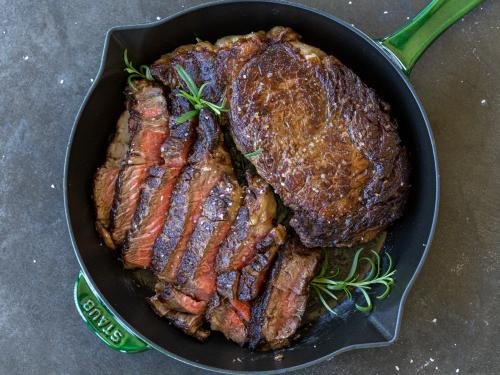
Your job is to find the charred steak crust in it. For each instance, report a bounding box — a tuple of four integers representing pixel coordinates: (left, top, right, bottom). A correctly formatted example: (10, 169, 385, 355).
(229, 31, 410, 247)
(248, 238, 321, 351)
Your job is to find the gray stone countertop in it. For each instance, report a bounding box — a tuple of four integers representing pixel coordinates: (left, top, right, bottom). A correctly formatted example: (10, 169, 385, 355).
(0, 0, 498, 374)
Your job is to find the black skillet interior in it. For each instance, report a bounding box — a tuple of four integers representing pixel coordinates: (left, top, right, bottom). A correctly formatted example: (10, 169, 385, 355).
(66, 1, 438, 372)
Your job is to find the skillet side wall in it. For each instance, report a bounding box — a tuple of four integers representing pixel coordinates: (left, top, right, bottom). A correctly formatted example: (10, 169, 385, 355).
(66, 1, 438, 372)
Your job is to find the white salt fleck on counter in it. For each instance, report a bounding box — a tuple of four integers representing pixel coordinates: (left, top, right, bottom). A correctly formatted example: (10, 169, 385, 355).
(480, 99, 487, 106)
(60, 79, 64, 84)
(33, 259, 37, 263)
(432, 318, 437, 323)
(395, 365, 399, 371)
(435, 366, 439, 370)
(456, 369, 460, 373)
(23, 55, 29, 61)
(383, 10, 388, 14)
(406, 16, 410, 20)
(50, 184, 55, 189)
(348, 1, 352, 4)
(410, 359, 413, 364)
(156, 16, 161, 20)
(90, 78, 94, 83)
(430, 357, 434, 362)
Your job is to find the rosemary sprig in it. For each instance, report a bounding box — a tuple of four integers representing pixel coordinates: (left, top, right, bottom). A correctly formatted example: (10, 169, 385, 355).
(244, 149, 262, 159)
(174, 65, 228, 124)
(123, 49, 154, 90)
(311, 248, 396, 314)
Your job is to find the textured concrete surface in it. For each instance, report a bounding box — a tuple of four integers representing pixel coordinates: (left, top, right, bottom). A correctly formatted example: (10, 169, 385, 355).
(0, 0, 498, 374)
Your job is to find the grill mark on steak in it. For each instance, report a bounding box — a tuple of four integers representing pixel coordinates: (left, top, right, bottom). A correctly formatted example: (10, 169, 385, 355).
(215, 173, 277, 273)
(176, 174, 242, 301)
(151, 109, 233, 282)
(230, 34, 410, 247)
(238, 225, 286, 301)
(148, 295, 210, 341)
(93, 111, 130, 249)
(110, 81, 169, 246)
(122, 95, 196, 269)
(248, 238, 321, 351)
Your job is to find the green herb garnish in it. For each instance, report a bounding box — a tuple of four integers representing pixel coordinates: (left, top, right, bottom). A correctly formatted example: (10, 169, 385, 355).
(174, 65, 228, 124)
(311, 248, 396, 314)
(244, 149, 262, 159)
(123, 49, 154, 90)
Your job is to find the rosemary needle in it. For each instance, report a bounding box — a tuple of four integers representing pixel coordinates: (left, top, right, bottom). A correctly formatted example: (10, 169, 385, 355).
(311, 248, 396, 314)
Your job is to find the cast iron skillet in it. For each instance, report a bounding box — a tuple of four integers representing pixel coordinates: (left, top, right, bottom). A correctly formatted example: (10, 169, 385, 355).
(64, 0, 481, 373)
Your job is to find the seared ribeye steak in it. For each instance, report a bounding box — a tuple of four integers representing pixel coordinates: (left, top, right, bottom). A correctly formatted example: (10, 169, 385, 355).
(122, 94, 196, 269)
(248, 238, 321, 350)
(110, 81, 169, 246)
(93, 111, 130, 249)
(230, 30, 409, 247)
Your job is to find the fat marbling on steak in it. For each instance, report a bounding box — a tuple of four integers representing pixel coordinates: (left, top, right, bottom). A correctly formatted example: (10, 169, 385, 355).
(229, 28, 410, 247)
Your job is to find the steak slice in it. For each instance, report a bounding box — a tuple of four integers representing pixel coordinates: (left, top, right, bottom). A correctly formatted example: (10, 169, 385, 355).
(93, 111, 130, 249)
(206, 294, 247, 346)
(230, 34, 410, 247)
(110, 81, 169, 246)
(238, 225, 286, 301)
(152, 282, 207, 315)
(176, 174, 242, 301)
(148, 295, 210, 341)
(248, 238, 321, 351)
(151, 109, 233, 283)
(215, 173, 277, 273)
(122, 94, 196, 269)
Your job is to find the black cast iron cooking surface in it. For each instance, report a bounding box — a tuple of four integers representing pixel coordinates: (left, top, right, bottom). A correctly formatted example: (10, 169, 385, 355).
(64, 1, 439, 373)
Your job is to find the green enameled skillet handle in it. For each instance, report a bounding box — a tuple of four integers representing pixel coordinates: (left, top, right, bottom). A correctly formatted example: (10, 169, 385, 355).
(74, 272, 149, 353)
(379, 0, 483, 75)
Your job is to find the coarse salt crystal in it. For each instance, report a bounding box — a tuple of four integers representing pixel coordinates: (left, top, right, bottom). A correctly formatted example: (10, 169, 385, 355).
(23, 55, 29, 60)
(395, 365, 399, 371)
(60, 79, 64, 84)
